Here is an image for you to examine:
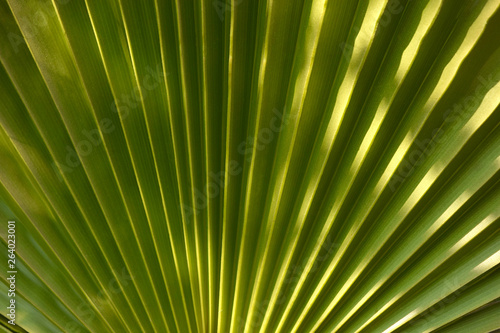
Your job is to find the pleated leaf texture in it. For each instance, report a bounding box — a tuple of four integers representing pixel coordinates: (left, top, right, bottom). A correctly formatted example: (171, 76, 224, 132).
(0, 0, 499, 332)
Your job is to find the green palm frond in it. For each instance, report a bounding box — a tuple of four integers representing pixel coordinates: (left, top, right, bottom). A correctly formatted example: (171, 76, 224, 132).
(0, 0, 499, 332)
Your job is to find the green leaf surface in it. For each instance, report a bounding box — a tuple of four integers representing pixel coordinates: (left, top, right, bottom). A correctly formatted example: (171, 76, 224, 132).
(0, 0, 499, 332)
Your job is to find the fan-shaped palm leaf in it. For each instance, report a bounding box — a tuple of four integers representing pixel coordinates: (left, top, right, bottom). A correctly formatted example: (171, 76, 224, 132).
(0, 0, 499, 332)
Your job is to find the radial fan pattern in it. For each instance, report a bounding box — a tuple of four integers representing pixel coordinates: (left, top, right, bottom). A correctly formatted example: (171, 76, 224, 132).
(0, 0, 499, 332)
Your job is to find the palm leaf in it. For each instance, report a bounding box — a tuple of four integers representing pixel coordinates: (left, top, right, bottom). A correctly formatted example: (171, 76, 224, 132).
(0, 0, 499, 332)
